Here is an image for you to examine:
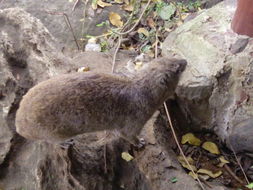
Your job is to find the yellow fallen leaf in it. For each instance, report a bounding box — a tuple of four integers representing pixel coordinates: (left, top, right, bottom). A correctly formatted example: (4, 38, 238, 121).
(181, 13, 189, 21)
(202, 141, 220, 154)
(77, 66, 90, 72)
(109, 12, 123, 27)
(137, 28, 149, 37)
(176, 20, 184, 27)
(178, 156, 197, 171)
(197, 168, 222, 178)
(135, 62, 143, 70)
(122, 4, 134, 11)
(97, 0, 112, 7)
(115, 0, 123, 3)
(181, 133, 201, 146)
(188, 171, 198, 179)
(217, 156, 230, 167)
(92, 0, 98, 10)
(121, 152, 134, 161)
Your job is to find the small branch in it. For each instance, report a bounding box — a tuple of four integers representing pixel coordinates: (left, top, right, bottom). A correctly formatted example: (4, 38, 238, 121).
(45, 11, 80, 50)
(224, 164, 244, 185)
(113, 0, 152, 35)
(63, 13, 80, 50)
(171, 1, 183, 22)
(111, 0, 152, 71)
(230, 143, 250, 185)
(81, 0, 90, 50)
(72, 0, 81, 11)
(154, 28, 159, 58)
(163, 102, 207, 190)
(112, 35, 122, 73)
(103, 144, 107, 174)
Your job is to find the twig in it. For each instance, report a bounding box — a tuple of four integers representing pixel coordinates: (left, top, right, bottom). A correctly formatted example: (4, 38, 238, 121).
(224, 164, 244, 184)
(163, 102, 206, 190)
(154, 29, 159, 58)
(111, 0, 152, 70)
(199, 176, 212, 189)
(45, 11, 80, 50)
(171, 1, 183, 22)
(81, 0, 90, 50)
(72, 0, 81, 11)
(112, 35, 122, 73)
(103, 144, 107, 173)
(63, 13, 80, 50)
(230, 143, 251, 185)
(154, 31, 206, 189)
(113, 0, 152, 35)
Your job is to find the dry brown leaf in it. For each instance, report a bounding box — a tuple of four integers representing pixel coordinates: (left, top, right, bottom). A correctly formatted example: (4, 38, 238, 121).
(122, 4, 134, 11)
(109, 12, 123, 27)
(202, 141, 220, 154)
(147, 50, 154, 58)
(181, 133, 201, 146)
(197, 168, 222, 178)
(97, 0, 112, 7)
(147, 17, 156, 28)
(137, 28, 149, 37)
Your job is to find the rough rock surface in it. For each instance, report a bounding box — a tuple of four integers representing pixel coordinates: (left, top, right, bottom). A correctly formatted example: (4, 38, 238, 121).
(0, 7, 72, 166)
(0, 0, 126, 51)
(162, 2, 253, 153)
(0, 0, 226, 53)
(0, 7, 205, 190)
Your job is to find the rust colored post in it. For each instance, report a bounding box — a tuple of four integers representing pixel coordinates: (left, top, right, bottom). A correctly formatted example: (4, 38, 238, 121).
(231, 0, 253, 37)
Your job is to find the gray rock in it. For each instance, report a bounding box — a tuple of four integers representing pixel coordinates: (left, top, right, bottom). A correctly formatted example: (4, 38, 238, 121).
(0, 7, 72, 165)
(162, 2, 253, 152)
(0, 0, 126, 51)
(0, 7, 76, 189)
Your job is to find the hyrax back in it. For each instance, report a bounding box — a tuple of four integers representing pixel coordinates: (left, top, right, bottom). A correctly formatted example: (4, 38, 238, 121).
(15, 57, 186, 143)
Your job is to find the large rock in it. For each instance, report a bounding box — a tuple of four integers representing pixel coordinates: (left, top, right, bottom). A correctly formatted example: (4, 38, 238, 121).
(162, 2, 253, 152)
(0, 0, 126, 51)
(0, 7, 72, 165)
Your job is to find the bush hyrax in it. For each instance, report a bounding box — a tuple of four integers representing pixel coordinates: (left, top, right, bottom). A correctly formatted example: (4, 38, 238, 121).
(15, 57, 187, 144)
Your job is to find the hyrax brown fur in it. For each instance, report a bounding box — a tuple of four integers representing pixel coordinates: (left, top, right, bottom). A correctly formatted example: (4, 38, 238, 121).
(15, 57, 186, 144)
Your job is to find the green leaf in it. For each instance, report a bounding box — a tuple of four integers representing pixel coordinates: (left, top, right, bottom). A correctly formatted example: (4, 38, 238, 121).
(85, 35, 96, 39)
(141, 45, 151, 53)
(158, 3, 176, 20)
(246, 182, 253, 189)
(96, 21, 107, 27)
(170, 177, 178, 183)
